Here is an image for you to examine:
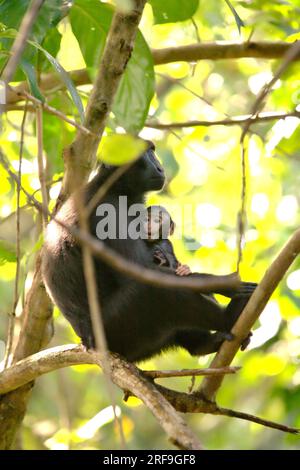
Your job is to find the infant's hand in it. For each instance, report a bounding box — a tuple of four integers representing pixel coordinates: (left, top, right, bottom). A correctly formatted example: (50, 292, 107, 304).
(176, 264, 191, 276)
(153, 252, 166, 266)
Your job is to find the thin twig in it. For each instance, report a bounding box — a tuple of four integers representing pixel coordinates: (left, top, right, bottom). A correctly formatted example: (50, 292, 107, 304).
(7, 87, 95, 136)
(216, 406, 299, 435)
(190, 18, 201, 43)
(146, 110, 300, 129)
(237, 40, 300, 272)
(3, 104, 28, 368)
(1, 0, 45, 83)
(241, 41, 300, 142)
(144, 367, 240, 380)
(155, 72, 219, 110)
(236, 137, 247, 272)
(36, 105, 48, 229)
(7, 104, 300, 133)
(75, 188, 127, 448)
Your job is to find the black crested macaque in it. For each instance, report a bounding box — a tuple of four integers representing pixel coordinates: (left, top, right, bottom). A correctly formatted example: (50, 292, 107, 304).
(42, 141, 256, 361)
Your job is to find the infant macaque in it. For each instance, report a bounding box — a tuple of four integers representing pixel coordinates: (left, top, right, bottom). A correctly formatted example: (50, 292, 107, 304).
(144, 205, 190, 276)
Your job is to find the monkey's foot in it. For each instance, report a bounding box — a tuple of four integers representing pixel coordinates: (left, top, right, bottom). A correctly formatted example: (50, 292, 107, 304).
(240, 331, 252, 351)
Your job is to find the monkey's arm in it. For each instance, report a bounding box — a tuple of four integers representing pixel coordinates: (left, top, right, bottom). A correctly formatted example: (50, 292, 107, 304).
(188, 273, 257, 298)
(151, 267, 257, 297)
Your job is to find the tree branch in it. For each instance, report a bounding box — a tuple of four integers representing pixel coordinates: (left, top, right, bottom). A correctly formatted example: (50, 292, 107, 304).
(199, 228, 300, 402)
(144, 367, 240, 380)
(1, 345, 297, 436)
(152, 41, 300, 65)
(5, 41, 300, 107)
(0, 345, 202, 450)
(146, 110, 300, 129)
(6, 87, 96, 136)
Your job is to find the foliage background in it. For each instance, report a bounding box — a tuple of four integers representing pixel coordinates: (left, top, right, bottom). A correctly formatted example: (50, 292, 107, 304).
(0, 0, 300, 449)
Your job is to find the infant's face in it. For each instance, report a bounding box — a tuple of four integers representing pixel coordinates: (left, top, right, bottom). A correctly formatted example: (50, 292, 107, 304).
(143, 212, 161, 240)
(145, 210, 172, 240)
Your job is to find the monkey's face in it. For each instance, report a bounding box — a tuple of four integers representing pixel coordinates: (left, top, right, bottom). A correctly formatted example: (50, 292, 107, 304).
(134, 143, 165, 192)
(145, 210, 161, 240)
(145, 207, 174, 240)
(101, 141, 165, 195)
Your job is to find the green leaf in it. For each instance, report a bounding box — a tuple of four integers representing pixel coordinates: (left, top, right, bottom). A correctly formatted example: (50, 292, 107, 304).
(70, 0, 112, 79)
(0, 31, 84, 122)
(0, 0, 67, 43)
(0, 240, 16, 265)
(20, 58, 44, 101)
(39, 27, 62, 72)
(149, 0, 199, 24)
(43, 103, 75, 174)
(224, 0, 245, 33)
(0, 0, 68, 80)
(32, 41, 84, 122)
(70, 0, 155, 132)
(113, 31, 154, 133)
(99, 134, 147, 165)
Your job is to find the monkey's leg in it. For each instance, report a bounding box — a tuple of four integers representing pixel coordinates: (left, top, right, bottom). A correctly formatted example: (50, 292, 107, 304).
(224, 295, 253, 329)
(172, 329, 234, 356)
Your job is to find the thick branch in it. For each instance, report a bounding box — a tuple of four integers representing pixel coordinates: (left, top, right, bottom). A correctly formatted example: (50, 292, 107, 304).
(0, 345, 202, 450)
(6, 41, 300, 106)
(199, 228, 300, 402)
(152, 41, 300, 65)
(1, 345, 297, 436)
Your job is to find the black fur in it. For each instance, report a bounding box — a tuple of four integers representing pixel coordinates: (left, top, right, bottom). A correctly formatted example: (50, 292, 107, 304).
(42, 144, 255, 362)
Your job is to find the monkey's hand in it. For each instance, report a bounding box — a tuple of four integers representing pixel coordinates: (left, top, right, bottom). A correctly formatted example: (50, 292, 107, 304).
(218, 281, 258, 299)
(240, 331, 252, 351)
(176, 264, 191, 276)
(153, 250, 167, 266)
(236, 282, 258, 296)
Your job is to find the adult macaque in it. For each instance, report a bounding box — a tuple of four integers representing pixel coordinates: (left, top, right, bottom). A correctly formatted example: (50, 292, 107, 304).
(42, 142, 256, 361)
